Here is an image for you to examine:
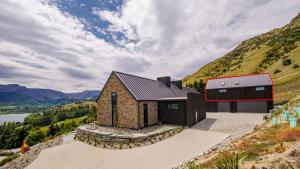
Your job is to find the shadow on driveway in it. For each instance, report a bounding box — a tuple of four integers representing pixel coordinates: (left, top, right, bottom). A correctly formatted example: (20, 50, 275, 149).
(191, 118, 217, 131)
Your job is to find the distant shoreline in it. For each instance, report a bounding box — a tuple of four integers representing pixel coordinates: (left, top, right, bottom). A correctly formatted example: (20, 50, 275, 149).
(0, 112, 35, 115)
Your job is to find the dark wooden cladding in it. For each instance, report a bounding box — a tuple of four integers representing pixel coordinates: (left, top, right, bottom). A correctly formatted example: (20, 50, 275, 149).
(157, 93, 206, 127)
(186, 93, 206, 127)
(158, 100, 187, 125)
(206, 102, 217, 112)
(206, 85, 273, 101)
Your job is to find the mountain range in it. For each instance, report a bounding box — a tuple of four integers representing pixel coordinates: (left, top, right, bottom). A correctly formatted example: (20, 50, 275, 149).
(0, 84, 100, 105)
(183, 13, 300, 104)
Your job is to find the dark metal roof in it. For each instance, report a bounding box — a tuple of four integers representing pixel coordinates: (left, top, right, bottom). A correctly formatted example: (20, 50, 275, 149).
(114, 71, 198, 101)
(205, 73, 273, 89)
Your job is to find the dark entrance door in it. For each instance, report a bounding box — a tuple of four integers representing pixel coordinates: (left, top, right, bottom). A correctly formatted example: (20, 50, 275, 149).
(111, 92, 117, 127)
(143, 104, 148, 126)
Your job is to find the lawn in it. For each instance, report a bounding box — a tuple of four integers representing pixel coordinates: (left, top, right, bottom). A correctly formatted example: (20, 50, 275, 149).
(40, 116, 87, 134)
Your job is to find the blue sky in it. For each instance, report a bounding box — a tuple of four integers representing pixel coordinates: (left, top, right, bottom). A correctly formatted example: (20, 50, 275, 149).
(52, 0, 129, 45)
(0, 0, 300, 92)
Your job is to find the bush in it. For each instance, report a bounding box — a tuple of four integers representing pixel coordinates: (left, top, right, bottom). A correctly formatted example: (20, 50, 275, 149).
(185, 161, 198, 169)
(282, 59, 292, 66)
(25, 130, 46, 146)
(0, 153, 20, 167)
(293, 64, 299, 69)
(273, 69, 281, 74)
(277, 128, 300, 142)
(216, 153, 244, 169)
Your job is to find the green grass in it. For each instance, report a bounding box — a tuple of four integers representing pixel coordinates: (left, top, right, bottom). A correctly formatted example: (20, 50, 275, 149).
(39, 116, 86, 133)
(0, 153, 20, 167)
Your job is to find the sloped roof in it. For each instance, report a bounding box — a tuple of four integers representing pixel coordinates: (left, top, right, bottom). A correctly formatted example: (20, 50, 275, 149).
(114, 71, 198, 101)
(205, 73, 273, 89)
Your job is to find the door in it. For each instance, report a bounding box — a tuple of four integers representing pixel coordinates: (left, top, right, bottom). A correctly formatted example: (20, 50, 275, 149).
(111, 92, 117, 127)
(217, 102, 230, 112)
(237, 101, 268, 113)
(143, 104, 148, 126)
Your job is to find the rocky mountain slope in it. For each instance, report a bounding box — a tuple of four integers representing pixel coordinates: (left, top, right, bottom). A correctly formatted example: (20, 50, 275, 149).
(0, 84, 100, 105)
(183, 13, 300, 104)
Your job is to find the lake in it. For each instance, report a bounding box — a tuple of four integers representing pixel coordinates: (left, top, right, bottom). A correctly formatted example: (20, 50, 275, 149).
(0, 113, 31, 125)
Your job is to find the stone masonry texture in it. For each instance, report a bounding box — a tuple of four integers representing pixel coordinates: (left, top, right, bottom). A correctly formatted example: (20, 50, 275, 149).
(97, 73, 139, 129)
(139, 101, 158, 127)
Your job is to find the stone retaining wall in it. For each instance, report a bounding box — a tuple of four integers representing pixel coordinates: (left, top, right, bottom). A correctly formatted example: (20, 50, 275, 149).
(75, 126, 183, 149)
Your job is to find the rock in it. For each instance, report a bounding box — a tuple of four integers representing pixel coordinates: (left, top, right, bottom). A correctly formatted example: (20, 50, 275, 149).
(111, 138, 130, 143)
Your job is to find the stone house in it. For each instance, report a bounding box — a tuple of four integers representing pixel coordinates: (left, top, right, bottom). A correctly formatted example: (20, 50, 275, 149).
(96, 71, 206, 129)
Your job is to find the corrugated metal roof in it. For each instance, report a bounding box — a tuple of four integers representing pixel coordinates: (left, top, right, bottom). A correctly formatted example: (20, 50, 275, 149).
(114, 71, 198, 101)
(205, 74, 273, 89)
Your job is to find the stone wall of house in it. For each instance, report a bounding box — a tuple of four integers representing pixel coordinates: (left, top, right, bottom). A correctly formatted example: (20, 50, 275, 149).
(138, 101, 158, 128)
(97, 73, 139, 129)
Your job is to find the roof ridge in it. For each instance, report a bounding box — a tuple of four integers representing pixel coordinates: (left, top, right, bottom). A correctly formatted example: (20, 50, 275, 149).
(209, 73, 270, 80)
(113, 71, 159, 82)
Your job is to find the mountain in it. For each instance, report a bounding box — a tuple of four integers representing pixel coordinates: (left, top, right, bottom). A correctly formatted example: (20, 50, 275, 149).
(66, 90, 100, 100)
(183, 13, 300, 104)
(0, 84, 100, 105)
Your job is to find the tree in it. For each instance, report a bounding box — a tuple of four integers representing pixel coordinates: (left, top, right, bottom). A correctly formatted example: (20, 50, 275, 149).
(198, 79, 206, 94)
(293, 64, 299, 69)
(25, 130, 46, 146)
(282, 59, 292, 66)
(273, 69, 281, 74)
(48, 124, 59, 136)
(193, 80, 198, 89)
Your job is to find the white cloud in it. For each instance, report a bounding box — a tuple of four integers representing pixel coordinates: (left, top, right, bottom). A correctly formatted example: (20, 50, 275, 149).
(94, 0, 300, 77)
(0, 0, 300, 92)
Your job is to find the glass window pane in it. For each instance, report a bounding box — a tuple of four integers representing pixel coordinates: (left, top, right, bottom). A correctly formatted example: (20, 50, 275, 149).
(256, 87, 265, 91)
(219, 89, 227, 93)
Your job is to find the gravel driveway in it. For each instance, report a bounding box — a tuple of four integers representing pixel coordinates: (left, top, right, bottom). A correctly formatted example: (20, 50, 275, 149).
(25, 129, 229, 169)
(192, 112, 267, 139)
(25, 112, 265, 169)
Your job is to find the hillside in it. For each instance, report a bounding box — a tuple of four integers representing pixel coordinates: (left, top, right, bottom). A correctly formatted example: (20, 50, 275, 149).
(183, 13, 300, 104)
(0, 84, 100, 105)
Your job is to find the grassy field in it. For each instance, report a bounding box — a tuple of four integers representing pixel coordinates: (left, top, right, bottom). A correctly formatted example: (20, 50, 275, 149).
(0, 106, 17, 114)
(183, 14, 300, 104)
(40, 116, 86, 134)
(62, 101, 96, 109)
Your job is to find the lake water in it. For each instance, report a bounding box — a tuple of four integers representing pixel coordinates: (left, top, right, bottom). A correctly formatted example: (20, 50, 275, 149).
(0, 113, 31, 125)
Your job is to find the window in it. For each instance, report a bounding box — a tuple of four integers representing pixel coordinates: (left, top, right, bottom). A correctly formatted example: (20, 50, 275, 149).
(256, 87, 265, 91)
(168, 103, 179, 110)
(111, 92, 117, 126)
(219, 89, 227, 93)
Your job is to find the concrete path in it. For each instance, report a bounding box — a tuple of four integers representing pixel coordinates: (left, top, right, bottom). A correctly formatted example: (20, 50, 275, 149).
(193, 112, 267, 139)
(25, 129, 229, 169)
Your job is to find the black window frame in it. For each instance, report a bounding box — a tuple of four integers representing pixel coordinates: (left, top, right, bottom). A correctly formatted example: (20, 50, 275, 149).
(255, 86, 265, 91)
(218, 89, 227, 93)
(168, 103, 179, 110)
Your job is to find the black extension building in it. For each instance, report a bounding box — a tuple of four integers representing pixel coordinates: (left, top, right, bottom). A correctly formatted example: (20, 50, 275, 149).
(205, 73, 274, 113)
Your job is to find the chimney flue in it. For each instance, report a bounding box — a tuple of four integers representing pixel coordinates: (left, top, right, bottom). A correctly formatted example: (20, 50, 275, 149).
(172, 80, 182, 89)
(157, 76, 171, 87)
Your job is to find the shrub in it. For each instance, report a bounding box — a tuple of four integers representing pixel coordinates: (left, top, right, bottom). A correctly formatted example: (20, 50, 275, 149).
(293, 64, 299, 69)
(277, 128, 300, 142)
(185, 161, 197, 169)
(21, 142, 30, 153)
(216, 153, 244, 169)
(275, 142, 286, 153)
(0, 153, 20, 167)
(282, 59, 292, 66)
(25, 130, 46, 146)
(273, 69, 281, 74)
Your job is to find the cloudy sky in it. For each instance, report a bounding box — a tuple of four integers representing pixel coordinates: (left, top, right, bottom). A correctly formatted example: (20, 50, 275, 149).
(0, 0, 300, 92)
